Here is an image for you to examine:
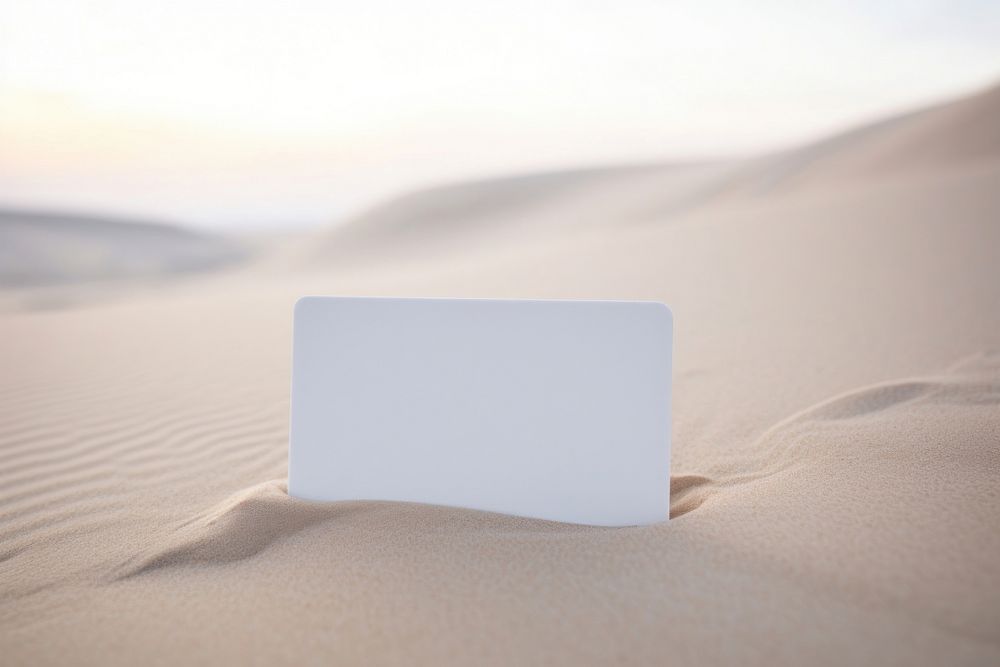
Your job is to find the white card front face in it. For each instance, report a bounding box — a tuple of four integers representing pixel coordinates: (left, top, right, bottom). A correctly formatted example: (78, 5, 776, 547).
(288, 296, 672, 526)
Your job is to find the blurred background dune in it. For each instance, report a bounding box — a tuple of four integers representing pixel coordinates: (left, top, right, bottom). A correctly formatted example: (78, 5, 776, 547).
(2, 69, 997, 293)
(2, 1, 1000, 265)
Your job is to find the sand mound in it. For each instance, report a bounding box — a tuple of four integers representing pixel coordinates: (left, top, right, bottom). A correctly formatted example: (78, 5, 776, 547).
(114, 481, 335, 578)
(0, 208, 246, 287)
(117, 472, 719, 579)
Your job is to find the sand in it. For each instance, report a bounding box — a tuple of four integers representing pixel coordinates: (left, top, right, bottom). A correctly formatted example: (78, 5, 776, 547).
(1, 85, 999, 665)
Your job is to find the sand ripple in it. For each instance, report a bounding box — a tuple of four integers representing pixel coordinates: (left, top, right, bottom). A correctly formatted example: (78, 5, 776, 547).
(113, 480, 338, 579)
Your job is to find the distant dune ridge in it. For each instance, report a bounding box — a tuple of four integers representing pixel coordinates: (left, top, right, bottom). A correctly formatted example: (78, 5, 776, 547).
(1, 83, 999, 665)
(311, 162, 738, 264)
(731, 80, 1000, 194)
(0, 208, 246, 286)
(316, 82, 1000, 266)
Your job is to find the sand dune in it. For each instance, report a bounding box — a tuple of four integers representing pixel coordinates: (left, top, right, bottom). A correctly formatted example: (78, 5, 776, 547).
(739, 82, 1000, 194)
(1, 84, 999, 664)
(0, 208, 246, 287)
(315, 82, 1000, 270)
(312, 162, 738, 267)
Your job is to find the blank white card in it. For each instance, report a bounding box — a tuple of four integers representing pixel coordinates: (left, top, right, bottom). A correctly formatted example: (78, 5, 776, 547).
(288, 296, 672, 526)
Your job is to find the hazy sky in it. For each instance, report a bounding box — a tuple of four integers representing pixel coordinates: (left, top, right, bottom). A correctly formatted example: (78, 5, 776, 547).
(2, 0, 999, 230)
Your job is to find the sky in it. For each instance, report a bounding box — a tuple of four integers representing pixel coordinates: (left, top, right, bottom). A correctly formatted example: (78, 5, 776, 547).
(1, 0, 999, 230)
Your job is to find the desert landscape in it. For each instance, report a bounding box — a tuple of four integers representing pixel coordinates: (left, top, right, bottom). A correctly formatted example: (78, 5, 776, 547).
(1, 82, 999, 664)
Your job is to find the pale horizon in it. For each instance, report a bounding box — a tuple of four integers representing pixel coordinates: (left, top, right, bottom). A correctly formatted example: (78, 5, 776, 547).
(2, 0, 999, 231)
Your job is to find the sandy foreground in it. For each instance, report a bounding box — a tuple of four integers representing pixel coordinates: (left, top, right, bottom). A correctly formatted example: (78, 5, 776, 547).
(1, 86, 999, 665)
